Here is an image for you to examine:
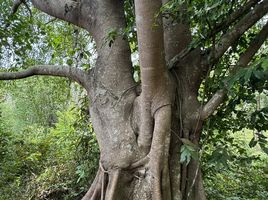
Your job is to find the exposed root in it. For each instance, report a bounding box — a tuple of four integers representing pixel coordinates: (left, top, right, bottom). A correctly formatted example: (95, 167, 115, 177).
(105, 169, 120, 200)
(149, 105, 172, 200)
(101, 173, 108, 200)
(82, 164, 127, 200)
(151, 166, 162, 200)
(162, 152, 171, 200)
(82, 168, 102, 200)
(90, 181, 102, 200)
(129, 156, 149, 169)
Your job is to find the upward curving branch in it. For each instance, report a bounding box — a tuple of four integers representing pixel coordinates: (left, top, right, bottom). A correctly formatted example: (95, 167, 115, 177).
(202, 21, 268, 120)
(0, 65, 89, 89)
(208, 0, 268, 66)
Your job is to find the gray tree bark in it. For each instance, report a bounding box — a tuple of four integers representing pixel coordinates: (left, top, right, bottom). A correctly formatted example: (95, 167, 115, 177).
(1, 0, 268, 199)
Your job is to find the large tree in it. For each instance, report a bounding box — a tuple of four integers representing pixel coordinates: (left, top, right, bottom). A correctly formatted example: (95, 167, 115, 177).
(0, 0, 268, 199)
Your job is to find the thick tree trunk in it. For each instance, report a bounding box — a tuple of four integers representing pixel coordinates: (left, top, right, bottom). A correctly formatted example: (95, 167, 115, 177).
(81, 0, 207, 199)
(82, 88, 207, 200)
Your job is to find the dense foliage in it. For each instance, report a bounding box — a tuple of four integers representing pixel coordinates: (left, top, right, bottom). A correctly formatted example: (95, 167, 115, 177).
(0, 77, 99, 200)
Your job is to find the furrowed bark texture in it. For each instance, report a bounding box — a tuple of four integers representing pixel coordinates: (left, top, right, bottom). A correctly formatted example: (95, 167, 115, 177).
(1, 0, 267, 199)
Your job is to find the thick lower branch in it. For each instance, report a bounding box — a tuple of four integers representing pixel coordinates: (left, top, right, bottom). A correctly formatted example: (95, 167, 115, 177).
(167, 0, 263, 69)
(0, 65, 88, 88)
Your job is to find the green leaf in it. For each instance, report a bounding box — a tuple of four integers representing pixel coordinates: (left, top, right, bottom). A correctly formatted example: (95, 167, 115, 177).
(243, 68, 252, 82)
(253, 70, 262, 79)
(180, 142, 199, 165)
(180, 145, 192, 165)
(261, 58, 268, 69)
(180, 138, 198, 150)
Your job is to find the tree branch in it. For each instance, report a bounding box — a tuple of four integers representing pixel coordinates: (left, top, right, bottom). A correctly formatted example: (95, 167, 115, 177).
(167, 0, 262, 69)
(202, 21, 268, 120)
(208, 0, 268, 66)
(201, 89, 226, 120)
(238, 22, 268, 67)
(206, 0, 261, 39)
(0, 65, 88, 88)
(31, 0, 82, 28)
